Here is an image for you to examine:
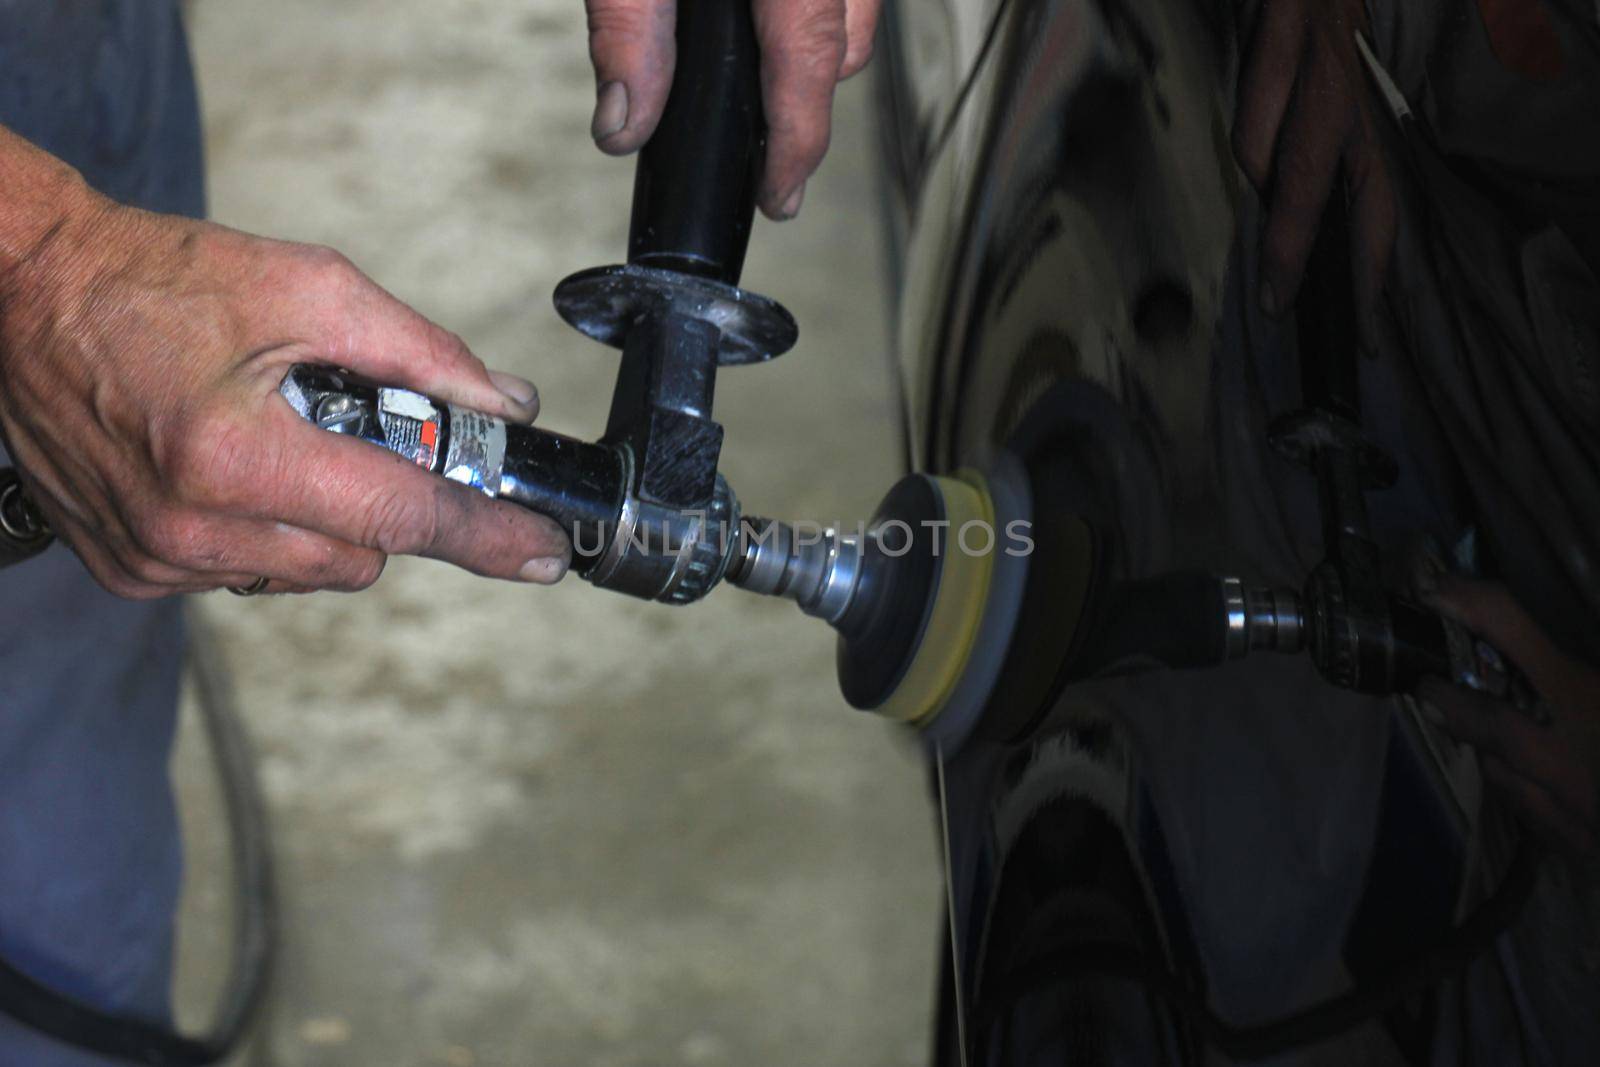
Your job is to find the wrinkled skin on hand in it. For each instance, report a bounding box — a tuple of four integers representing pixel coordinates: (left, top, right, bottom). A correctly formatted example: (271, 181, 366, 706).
(1419, 576, 1600, 882)
(582, 0, 883, 220)
(1233, 0, 1397, 321)
(0, 170, 570, 598)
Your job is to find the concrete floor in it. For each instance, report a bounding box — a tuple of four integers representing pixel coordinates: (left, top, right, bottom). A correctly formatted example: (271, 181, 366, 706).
(170, 1, 940, 1064)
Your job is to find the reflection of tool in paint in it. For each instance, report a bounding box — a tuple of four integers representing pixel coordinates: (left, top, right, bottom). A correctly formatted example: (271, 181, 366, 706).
(752, 190, 1544, 749)
(278, 249, 1536, 752)
(886, 191, 1541, 742)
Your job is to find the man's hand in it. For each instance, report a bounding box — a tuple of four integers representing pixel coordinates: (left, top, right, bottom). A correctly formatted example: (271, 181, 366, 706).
(1418, 577, 1600, 880)
(0, 135, 570, 598)
(1233, 0, 1396, 320)
(584, 0, 883, 220)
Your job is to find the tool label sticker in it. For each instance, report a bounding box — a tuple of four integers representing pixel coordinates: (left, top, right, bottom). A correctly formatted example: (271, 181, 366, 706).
(442, 407, 507, 496)
(377, 388, 443, 471)
(379, 389, 438, 422)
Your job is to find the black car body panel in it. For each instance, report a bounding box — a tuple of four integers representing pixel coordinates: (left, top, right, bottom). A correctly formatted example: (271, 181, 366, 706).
(864, 1, 1555, 1062)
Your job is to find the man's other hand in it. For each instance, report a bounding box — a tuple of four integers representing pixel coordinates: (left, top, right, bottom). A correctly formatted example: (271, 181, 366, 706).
(583, 0, 883, 221)
(1233, 0, 1396, 322)
(1419, 577, 1600, 881)
(0, 163, 570, 598)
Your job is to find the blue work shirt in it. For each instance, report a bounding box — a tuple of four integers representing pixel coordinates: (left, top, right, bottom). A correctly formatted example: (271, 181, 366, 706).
(0, 1, 204, 1062)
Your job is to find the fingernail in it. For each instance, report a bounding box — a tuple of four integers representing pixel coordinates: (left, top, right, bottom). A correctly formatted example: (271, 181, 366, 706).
(489, 370, 538, 414)
(1259, 279, 1278, 317)
(518, 557, 567, 584)
(591, 81, 629, 144)
(778, 183, 806, 220)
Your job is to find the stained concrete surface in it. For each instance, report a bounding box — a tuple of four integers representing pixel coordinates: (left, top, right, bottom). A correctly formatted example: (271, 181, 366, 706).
(169, 1, 940, 1064)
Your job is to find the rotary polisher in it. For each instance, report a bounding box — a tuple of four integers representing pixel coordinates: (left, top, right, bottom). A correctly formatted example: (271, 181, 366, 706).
(279, 354, 1029, 746)
(268, 0, 1027, 745)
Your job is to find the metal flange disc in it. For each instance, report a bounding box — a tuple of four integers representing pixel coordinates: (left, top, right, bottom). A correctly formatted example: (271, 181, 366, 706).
(553, 263, 798, 366)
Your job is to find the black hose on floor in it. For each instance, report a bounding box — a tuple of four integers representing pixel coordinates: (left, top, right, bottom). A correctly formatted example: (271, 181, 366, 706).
(0, 612, 276, 1065)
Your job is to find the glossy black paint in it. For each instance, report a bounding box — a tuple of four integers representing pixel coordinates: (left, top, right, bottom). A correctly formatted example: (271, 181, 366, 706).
(867, 0, 1565, 1060)
(863, 0, 1490, 1061)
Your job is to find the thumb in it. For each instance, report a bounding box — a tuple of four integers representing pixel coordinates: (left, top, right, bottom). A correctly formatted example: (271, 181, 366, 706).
(585, 0, 677, 154)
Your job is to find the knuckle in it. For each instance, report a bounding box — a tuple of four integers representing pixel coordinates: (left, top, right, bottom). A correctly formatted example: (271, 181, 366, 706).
(425, 323, 475, 371)
(767, 114, 832, 180)
(120, 549, 171, 588)
(435, 324, 466, 351)
(585, 0, 659, 45)
(84, 557, 144, 600)
(131, 508, 209, 566)
(303, 243, 353, 275)
(757, 1, 848, 88)
(530, 514, 573, 562)
(359, 494, 412, 553)
(798, 124, 833, 170)
(347, 553, 387, 591)
(162, 408, 255, 511)
(300, 548, 386, 592)
(360, 489, 440, 556)
(784, 3, 849, 68)
(840, 36, 875, 79)
(298, 244, 361, 293)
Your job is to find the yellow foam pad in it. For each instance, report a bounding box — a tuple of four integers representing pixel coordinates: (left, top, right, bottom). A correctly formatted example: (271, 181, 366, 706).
(877, 471, 995, 725)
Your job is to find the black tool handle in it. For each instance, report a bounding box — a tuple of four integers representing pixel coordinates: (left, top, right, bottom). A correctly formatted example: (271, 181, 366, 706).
(627, 0, 765, 285)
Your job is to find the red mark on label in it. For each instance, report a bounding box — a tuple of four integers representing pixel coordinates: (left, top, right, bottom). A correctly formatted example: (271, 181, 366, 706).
(418, 420, 439, 468)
